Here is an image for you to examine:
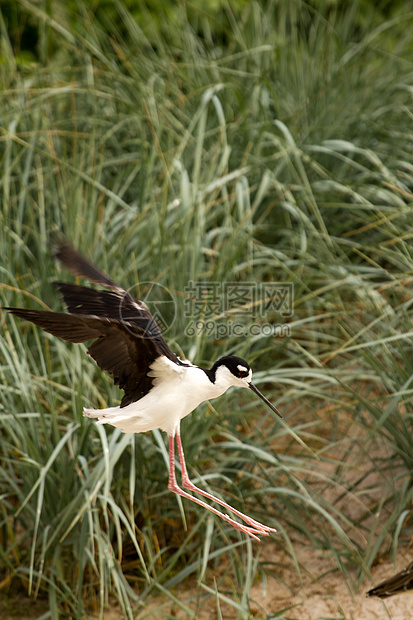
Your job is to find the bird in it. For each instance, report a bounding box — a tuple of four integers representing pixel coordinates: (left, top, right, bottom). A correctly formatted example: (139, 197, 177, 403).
(5, 242, 282, 540)
(367, 561, 413, 598)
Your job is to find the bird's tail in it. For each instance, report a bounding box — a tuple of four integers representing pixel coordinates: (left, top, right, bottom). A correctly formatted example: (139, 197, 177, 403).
(83, 406, 116, 422)
(83, 405, 154, 433)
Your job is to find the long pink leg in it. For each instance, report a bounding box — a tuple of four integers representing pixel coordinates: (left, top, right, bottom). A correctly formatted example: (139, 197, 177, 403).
(176, 433, 276, 534)
(168, 434, 276, 539)
(168, 435, 264, 540)
(176, 432, 276, 534)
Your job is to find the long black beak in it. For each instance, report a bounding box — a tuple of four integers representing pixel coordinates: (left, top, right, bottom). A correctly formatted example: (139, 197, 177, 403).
(248, 383, 283, 419)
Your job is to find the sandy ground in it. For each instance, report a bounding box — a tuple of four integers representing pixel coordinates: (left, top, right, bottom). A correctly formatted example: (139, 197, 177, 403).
(3, 550, 412, 619)
(2, 539, 413, 619)
(133, 549, 413, 619)
(103, 550, 413, 619)
(246, 551, 413, 620)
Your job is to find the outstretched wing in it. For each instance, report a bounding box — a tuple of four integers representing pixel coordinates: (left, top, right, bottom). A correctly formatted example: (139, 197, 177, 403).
(6, 307, 181, 406)
(6, 242, 187, 407)
(53, 282, 173, 356)
(54, 243, 178, 360)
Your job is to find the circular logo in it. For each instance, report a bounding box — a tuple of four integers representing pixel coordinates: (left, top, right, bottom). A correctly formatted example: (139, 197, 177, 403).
(119, 281, 177, 339)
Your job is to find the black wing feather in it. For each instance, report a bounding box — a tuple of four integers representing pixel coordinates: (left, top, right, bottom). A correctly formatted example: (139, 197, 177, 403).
(6, 308, 105, 343)
(55, 243, 120, 290)
(53, 282, 124, 317)
(6, 241, 187, 407)
(5, 307, 169, 405)
(54, 282, 178, 361)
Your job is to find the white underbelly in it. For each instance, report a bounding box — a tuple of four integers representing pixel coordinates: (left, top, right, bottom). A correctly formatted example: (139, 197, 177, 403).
(84, 368, 226, 436)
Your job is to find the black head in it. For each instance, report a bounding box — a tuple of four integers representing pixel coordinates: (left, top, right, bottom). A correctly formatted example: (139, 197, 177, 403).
(209, 355, 283, 419)
(213, 355, 251, 379)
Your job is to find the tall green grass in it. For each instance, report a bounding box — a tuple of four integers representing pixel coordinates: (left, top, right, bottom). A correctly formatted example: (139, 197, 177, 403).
(1, 1, 413, 618)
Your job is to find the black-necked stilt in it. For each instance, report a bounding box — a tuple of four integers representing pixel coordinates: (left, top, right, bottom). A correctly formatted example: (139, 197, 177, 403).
(367, 562, 413, 598)
(6, 243, 282, 540)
